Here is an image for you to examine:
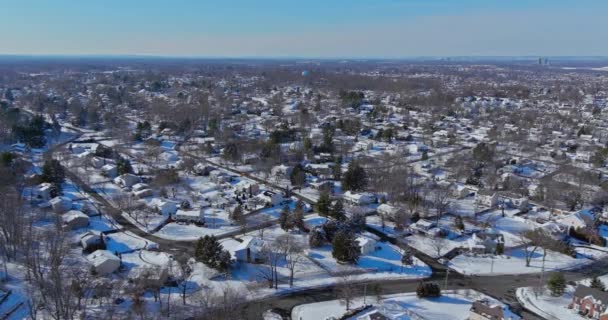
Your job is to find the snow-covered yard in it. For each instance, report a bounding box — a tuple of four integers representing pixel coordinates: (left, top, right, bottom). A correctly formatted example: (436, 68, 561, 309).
(516, 286, 584, 320)
(292, 289, 519, 320)
(308, 241, 431, 279)
(404, 234, 466, 258)
(449, 248, 589, 275)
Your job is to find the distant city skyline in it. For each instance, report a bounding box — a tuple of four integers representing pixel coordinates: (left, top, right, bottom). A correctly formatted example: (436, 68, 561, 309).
(1, 0, 606, 58)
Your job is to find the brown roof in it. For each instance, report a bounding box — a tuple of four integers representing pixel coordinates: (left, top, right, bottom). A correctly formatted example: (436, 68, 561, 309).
(470, 299, 504, 320)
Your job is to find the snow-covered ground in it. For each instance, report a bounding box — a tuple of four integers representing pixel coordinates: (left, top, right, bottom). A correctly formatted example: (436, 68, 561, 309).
(404, 234, 466, 258)
(292, 289, 519, 320)
(516, 286, 583, 320)
(105, 231, 156, 254)
(308, 241, 431, 279)
(449, 248, 589, 275)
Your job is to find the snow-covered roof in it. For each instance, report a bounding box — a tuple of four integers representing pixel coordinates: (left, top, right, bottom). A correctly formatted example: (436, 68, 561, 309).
(87, 250, 120, 268)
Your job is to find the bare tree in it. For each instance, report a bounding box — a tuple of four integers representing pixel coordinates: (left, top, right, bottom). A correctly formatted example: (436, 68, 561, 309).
(276, 234, 304, 287)
(430, 236, 447, 258)
(335, 276, 358, 311)
(177, 256, 195, 305)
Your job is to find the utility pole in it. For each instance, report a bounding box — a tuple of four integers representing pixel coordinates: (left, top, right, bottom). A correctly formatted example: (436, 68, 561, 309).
(444, 267, 450, 291)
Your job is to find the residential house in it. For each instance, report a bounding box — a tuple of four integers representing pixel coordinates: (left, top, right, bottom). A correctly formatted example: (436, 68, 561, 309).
(49, 196, 72, 214)
(101, 164, 118, 178)
(80, 231, 104, 253)
(449, 183, 472, 199)
(258, 190, 284, 206)
(271, 165, 292, 181)
(343, 191, 376, 206)
(133, 188, 153, 199)
(32, 183, 54, 201)
(569, 285, 608, 320)
(476, 190, 498, 208)
(309, 180, 333, 193)
(62, 210, 90, 230)
(87, 250, 121, 275)
(409, 219, 437, 235)
(356, 235, 378, 255)
(233, 237, 265, 263)
(469, 298, 520, 320)
(130, 266, 169, 288)
(377, 203, 402, 218)
(175, 208, 205, 224)
(148, 199, 178, 216)
(467, 232, 504, 254)
(114, 173, 140, 188)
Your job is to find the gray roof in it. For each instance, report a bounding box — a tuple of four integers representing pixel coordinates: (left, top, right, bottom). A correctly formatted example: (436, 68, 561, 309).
(573, 285, 608, 304)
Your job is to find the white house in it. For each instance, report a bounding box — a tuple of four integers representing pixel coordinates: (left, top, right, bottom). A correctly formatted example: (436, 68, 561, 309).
(233, 237, 265, 263)
(132, 183, 149, 192)
(271, 165, 292, 180)
(356, 235, 378, 255)
(148, 199, 178, 216)
(449, 183, 472, 199)
(410, 219, 437, 235)
(87, 250, 121, 274)
(376, 204, 403, 219)
(49, 196, 72, 214)
(101, 164, 118, 178)
(175, 208, 205, 224)
(133, 188, 153, 199)
(90, 156, 106, 169)
(62, 210, 90, 230)
(80, 231, 103, 252)
(343, 191, 375, 206)
(114, 173, 140, 188)
(476, 190, 498, 208)
(32, 183, 54, 201)
(258, 190, 284, 206)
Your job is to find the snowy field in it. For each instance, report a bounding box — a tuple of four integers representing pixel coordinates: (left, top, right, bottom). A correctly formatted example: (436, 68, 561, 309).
(516, 286, 584, 320)
(292, 289, 519, 320)
(307, 241, 431, 280)
(404, 234, 466, 258)
(449, 248, 589, 275)
(105, 231, 156, 254)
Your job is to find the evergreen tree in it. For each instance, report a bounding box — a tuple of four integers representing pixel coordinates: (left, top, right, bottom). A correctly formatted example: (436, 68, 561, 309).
(495, 242, 504, 255)
(332, 231, 360, 264)
(41, 159, 65, 184)
(411, 212, 421, 223)
(401, 248, 414, 269)
(292, 199, 305, 229)
(330, 199, 346, 221)
(547, 272, 566, 296)
(342, 161, 367, 192)
(349, 212, 366, 232)
(279, 205, 292, 231)
(216, 250, 232, 273)
(454, 215, 465, 231)
(421, 151, 429, 161)
(416, 282, 441, 298)
(195, 235, 231, 271)
(290, 164, 307, 188)
(116, 157, 133, 175)
(230, 205, 244, 224)
(316, 191, 331, 216)
(332, 157, 342, 180)
(591, 276, 606, 291)
(309, 228, 325, 248)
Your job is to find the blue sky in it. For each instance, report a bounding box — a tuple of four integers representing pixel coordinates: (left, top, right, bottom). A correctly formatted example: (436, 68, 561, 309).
(0, 0, 606, 57)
